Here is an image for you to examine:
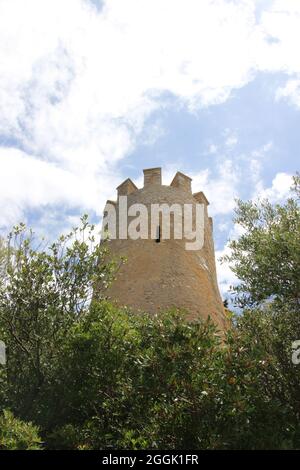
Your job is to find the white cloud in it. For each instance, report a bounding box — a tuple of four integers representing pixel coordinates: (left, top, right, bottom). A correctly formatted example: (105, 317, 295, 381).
(276, 79, 300, 107)
(223, 129, 238, 148)
(193, 140, 274, 219)
(0, 0, 300, 229)
(246, 141, 273, 195)
(217, 221, 230, 233)
(225, 135, 238, 148)
(0, 147, 119, 229)
(258, 172, 293, 202)
(257, 0, 300, 105)
(192, 159, 240, 216)
(252, 141, 273, 157)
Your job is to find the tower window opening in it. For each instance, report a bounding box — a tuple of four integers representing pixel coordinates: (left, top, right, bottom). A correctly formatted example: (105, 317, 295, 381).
(156, 225, 161, 243)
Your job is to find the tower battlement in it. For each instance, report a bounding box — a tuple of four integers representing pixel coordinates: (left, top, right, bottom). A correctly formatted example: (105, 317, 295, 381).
(108, 167, 209, 206)
(143, 167, 162, 187)
(99, 167, 227, 331)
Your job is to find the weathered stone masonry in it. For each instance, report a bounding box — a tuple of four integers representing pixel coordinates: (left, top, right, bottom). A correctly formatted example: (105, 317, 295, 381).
(100, 167, 227, 331)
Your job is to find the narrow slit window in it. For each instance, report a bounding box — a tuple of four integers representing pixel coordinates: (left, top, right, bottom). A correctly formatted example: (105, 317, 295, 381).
(156, 225, 161, 243)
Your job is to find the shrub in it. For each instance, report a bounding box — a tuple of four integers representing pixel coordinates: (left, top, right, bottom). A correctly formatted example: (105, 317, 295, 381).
(0, 410, 42, 450)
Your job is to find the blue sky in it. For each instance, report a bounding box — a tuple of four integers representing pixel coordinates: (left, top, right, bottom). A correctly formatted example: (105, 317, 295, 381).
(0, 0, 299, 298)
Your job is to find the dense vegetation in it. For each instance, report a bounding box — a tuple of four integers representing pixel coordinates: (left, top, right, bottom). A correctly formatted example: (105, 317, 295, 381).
(0, 177, 299, 450)
(0, 410, 41, 450)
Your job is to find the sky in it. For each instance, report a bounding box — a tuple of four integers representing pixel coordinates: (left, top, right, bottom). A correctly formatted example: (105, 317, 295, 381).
(0, 0, 299, 300)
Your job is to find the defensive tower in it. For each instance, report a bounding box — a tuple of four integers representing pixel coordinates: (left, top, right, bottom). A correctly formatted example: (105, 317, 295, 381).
(100, 167, 227, 330)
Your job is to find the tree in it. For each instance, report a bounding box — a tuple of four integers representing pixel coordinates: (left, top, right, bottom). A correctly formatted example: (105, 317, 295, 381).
(0, 237, 7, 280)
(218, 305, 300, 449)
(0, 216, 117, 421)
(222, 174, 300, 308)
(219, 173, 300, 448)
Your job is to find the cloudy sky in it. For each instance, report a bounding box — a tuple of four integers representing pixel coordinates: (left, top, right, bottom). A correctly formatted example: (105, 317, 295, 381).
(0, 0, 299, 298)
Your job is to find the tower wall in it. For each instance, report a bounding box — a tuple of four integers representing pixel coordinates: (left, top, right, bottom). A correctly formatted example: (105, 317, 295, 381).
(100, 168, 227, 331)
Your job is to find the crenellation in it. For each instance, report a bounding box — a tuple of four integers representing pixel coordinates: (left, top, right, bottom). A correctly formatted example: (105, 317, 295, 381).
(170, 171, 192, 192)
(143, 167, 162, 187)
(117, 178, 138, 196)
(193, 191, 209, 205)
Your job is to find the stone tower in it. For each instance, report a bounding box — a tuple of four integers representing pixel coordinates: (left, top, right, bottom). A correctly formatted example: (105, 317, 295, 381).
(100, 167, 227, 331)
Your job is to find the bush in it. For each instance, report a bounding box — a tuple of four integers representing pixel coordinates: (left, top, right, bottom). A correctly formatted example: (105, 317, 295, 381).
(1, 298, 299, 449)
(0, 410, 42, 450)
(43, 303, 222, 449)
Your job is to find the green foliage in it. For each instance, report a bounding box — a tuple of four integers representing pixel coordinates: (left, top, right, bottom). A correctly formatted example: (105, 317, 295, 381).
(0, 237, 7, 281)
(0, 410, 42, 450)
(45, 304, 222, 449)
(29, 300, 298, 450)
(0, 297, 299, 449)
(217, 303, 300, 449)
(222, 174, 300, 308)
(0, 216, 117, 420)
